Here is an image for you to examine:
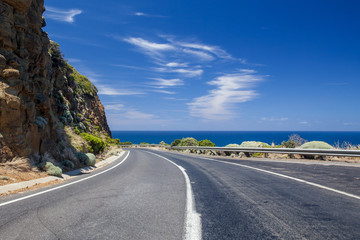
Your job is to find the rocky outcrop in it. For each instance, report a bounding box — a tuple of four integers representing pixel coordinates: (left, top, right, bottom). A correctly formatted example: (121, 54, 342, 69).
(0, 0, 111, 164)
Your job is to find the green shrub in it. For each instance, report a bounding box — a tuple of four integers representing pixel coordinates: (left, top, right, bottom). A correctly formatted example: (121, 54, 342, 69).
(140, 142, 149, 145)
(85, 153, 96, 166)
(62, 160, 75, 169)
(106, 137, 120, 146)
(179, 137, 199, 146)
(74, 126, 81, 135)
(80, 133, 105, 154)
(171, 139, 181, 147)
(119, 141, 132, 146)
(281, 140, 296, 148)
(300, 141, 333, 149)
(239, 141, 269, 148)
(38, 162, 62, 177)
(0, 176, 9, 180)
(225, 144, 241, 147)
(199, 139, 216, 147)
(159, 141, 168, 146)
(76, 152, 88, 164)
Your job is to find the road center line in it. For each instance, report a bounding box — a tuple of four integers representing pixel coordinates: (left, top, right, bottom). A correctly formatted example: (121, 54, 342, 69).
(146, 151, 202, 240)
(0, 151, 130, 207)
(192, 155, 360, 200)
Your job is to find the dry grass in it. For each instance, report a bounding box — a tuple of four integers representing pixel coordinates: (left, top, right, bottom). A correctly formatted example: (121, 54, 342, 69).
(0, 157, 48, 186)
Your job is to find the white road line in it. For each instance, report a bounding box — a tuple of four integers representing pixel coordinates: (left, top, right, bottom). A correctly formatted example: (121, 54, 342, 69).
(0, 151, 130, 207)
(147, 151, 202, 240)
(194, 156, 360, 200)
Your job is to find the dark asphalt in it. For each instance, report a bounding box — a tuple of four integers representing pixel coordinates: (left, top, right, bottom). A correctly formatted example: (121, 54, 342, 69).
(0, 150, 186, 240)
(143, 149, 360, 240)
(0, 148, 359, 239)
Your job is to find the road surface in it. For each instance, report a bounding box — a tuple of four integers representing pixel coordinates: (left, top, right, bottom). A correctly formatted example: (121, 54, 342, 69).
(0, 148, 359, 239)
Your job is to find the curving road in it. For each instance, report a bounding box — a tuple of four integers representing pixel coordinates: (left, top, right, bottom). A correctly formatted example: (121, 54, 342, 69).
(0, 149, 360, 239)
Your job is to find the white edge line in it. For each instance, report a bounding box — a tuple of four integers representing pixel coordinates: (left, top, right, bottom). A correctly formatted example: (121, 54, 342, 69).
(0, 151, 130, 207)
(146, 151, 202, 240)
(194, 155, 360, 201)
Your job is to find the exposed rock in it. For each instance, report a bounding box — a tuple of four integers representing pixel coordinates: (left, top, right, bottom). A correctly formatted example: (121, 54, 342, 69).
(1, 68, 20, 79)
(2, 0, 32, 13)
(0, 0, 111, 164)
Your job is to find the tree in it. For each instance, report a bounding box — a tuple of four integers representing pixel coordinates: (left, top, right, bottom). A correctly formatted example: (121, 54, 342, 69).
(199, 139, 216, 147)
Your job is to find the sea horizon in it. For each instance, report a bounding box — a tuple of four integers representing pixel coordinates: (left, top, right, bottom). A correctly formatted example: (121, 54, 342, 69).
(111, 130, 360, 147)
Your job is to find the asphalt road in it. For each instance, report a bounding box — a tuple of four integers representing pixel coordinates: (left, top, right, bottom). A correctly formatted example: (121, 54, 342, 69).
(0, 149, 360, 239)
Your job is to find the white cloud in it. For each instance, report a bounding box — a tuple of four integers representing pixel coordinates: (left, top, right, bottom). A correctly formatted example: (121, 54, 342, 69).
(189, 70, 264, 120)
(97, 86, 144, 96)
(165, 62, 189, 67)
(261, 117, 289, 121)
(149, 78, 184, 87)
(125, 110, 154, 120)
(123, 37, 175, 58)
(122, 35, 233, 64)
(300, 121, 309, 125)
(182, 49, 215, 61)
(111, 64, 148, 71)
(177, 42, 232, 59)
(104, 104, 124, 111)
(151, 89, 176, 94)
(46, 6, 82, 23)
(132, 12, 167, 18)
(154, 67, 203, 77)
(134, 12, 145, 16)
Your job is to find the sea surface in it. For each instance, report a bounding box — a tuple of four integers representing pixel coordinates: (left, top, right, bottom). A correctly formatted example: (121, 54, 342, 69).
(111, 131, 360, 147)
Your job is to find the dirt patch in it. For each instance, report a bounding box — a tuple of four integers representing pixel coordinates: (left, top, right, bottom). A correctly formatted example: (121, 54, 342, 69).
(0, 179, 63, 196)
(0, 158, 47, 186)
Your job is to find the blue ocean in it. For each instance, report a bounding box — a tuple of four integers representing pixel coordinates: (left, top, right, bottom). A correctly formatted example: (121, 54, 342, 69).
(111, 131, 360, 147)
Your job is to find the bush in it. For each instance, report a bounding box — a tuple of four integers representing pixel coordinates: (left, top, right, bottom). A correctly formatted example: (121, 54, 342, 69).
(225, 144, 241, 147)
(85, 153, 96, 166)
(239, 141, 269, 148)
(282, 140, 296, 148)
(171, 139, 181, 147)
(38, 162, 62, 177)
(199, 139, 216, 147)
(80, 133, 105, 154)
(300, 141, 333, 149)
(76, 152, 88, 164)
(62, 160, 75, 169)
(179, 137, 199, 146)
(119, 141, 132, 146)
(159, 141, 168, 146)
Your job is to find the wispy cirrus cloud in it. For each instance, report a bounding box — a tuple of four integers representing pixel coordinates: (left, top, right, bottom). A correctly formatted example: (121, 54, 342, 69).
(149, 78, 184, 88)
(97, 85, 144, 96)
(123, 37, 175, 57)
(45, 6, 82, 23)
(104, 104, 124, 111)
(122, 36, 232, 63)
(261, 117, 289, 121)
(105, 105, 155, 121)
(189, 70, 264, 120)
(132, 12, 168, 18)
(154, 67, 203, 77)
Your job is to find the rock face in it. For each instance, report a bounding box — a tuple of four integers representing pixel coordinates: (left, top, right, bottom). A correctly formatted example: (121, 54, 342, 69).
(0, 0, 111, 163)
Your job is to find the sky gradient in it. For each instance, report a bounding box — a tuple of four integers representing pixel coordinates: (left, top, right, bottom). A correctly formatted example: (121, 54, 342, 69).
(44, 0, 360, 131)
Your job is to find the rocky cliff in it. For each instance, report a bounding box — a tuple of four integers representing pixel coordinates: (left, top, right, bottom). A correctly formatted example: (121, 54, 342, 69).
(0, 0, 112, 165)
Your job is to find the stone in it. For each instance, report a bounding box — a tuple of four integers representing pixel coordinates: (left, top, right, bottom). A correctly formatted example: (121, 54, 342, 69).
(1, 69, 20, 79)
(2, 0, 32, 13)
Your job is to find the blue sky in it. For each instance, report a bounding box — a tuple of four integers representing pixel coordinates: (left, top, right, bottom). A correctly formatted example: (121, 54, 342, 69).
(44, 0, 360, 131)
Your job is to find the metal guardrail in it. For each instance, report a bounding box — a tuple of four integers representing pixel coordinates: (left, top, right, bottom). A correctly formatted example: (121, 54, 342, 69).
(119, 144, 360, 157)
(167, 146, 360, 157)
